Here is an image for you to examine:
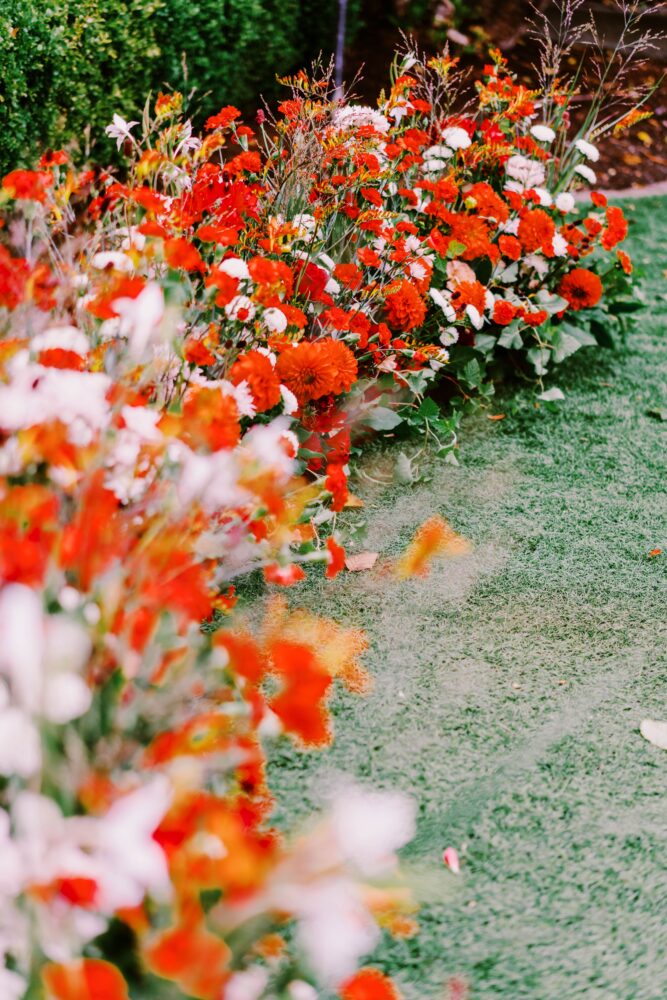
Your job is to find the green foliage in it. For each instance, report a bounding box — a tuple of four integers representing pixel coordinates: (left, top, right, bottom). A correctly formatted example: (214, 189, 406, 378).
(0, 0, 360, 172)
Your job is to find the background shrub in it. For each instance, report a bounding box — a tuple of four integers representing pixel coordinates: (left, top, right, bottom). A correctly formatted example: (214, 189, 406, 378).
(0, 0, 361, 172)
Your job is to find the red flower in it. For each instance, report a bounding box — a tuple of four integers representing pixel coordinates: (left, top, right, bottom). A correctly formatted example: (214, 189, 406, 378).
(229, 351, 282, 412)
(339, 968, 402, 1000)
(326, 536, 346, 578)
(2, 169, 53, 203)
(385, 280, 426, 331)
(276, 340, 357, 405)
(42, 959, 129, 1000)
(493, 300, 518, 326)
(164, 237, 204, 273)
(205, 105, 242, 131)
(558, 268, 603, 311)
(518, 208, 556, 255)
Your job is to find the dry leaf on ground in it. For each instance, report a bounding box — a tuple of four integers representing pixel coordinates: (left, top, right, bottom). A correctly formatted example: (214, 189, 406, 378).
(345, 551, 379, 572)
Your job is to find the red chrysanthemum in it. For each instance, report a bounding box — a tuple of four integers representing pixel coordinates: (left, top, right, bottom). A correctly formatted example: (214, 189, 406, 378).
(229, 351, 282, 413)
(385, 280, 427, 331)
(275, 339, 357, 404)
(558, 268, 603, 311)
(518, 208, 556, 255)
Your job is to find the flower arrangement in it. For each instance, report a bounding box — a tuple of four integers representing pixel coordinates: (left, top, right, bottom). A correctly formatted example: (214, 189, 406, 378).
(0, 21, 650, 998)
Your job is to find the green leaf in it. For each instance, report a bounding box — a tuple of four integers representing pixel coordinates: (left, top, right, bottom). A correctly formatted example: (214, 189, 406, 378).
(446, 240, 467, 258)
(552, 331, 583, 364)
(497, 323, 523, 350)
(462, 359, 482, 386)
(416, 397, 440, 420)
(559, 322, 598, 347)
(527, 347, 550, 375)
(364, 406, 404, 431)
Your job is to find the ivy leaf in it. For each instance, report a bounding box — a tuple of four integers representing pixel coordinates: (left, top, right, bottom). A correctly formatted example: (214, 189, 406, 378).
(364, 406, 403, 431)
(537, 387, 565, 402)
(446, 239, 467, 259)
(497, 323, 523, 350)
(552, 331, 582, 364)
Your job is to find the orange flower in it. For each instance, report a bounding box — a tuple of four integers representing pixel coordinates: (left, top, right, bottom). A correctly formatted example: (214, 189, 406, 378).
(601, 205, 628, 250)
(558, 268, 603, 311)
(229, 350, 282, 412)
(518, 208, 556, 255)
(43, 960, 129, 1000)
(2, 168, 53, 203)
(269, 639, 333, 745)
(385, 280, 426, 331)
(450, 280, 486, 315)
(205, 105, 241, 131)
(395, 515, 470, 579)
(276, 339, 357, 404)
(180, 387, 241, 450)
(164, 237, 204, 272)
(617, 249, 633, 275)
(144, 920, 231, 1000)
(339, 968, 403, 1000)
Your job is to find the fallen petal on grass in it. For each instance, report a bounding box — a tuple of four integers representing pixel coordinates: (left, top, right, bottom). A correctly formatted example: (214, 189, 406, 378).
(640, 719, 667, 750)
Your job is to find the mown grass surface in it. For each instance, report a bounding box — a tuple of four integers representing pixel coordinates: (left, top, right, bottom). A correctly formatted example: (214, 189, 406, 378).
(264, 196, 667, 1000)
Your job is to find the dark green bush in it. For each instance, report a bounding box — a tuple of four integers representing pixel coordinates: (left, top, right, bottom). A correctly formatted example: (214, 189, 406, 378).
(0, 0, 361, 173)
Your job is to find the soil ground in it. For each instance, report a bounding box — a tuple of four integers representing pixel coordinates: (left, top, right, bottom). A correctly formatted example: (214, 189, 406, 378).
(264, 195, 667, 998)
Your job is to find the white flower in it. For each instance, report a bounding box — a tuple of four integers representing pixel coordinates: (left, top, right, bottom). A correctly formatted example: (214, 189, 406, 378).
(91, 251, 133, 272)
(114, 282, 165, 359)
(466, 304, 484, 330)
(31, 326, 89, 356)
(329, 785, 416, 877)
(105, 114, 139, 150)
(531, 124, 556, 143)
(505, 154, 546, 190)
(262, 306, 287, 333)
(218, 257, 251, 280)
(0, 699, 41, 778)
(291, 878, 379, 985)
(88, 778, 172, 910)
(225, 295, 256, 323)
(575, 138, 600, 162)
(0, 363, 110, 442)
(221, 378, 256, 419)
(574, 164, 597, 184)
(552, 233, 569, 257)
(441, 126, 472, 150)
(280, 384, 298, 414)
(0, 968, 26, 1000)
(332, 105, 390, 134)
(429, 287, 456, 322)
(439, 327, 459, 347)
(555, 192, 575, 213)
(524, 254, 549, 277)
(424, 144, 455, 161)
(288, 982, 318, 1000)
(225, 967, 269, 1000)
(534, 187, 553, 207)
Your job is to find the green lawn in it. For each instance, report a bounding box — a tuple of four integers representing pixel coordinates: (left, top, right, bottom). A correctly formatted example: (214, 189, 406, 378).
(264, 196, 667, 999)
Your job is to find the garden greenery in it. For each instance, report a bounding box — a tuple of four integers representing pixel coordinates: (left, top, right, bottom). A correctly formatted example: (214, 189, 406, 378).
(0, 9, 655, 997)
(0, 0, 360, 174)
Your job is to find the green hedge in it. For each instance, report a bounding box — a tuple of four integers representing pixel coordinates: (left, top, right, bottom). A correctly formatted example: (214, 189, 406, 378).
(0, 0, 361, 173)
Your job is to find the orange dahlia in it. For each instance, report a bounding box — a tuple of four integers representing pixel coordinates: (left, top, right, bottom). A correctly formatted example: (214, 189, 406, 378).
(385, 280, 426, 331)
(558, 268, 603, 311)
(229, 350, 281, 413)
(275, 339, 357, 404)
